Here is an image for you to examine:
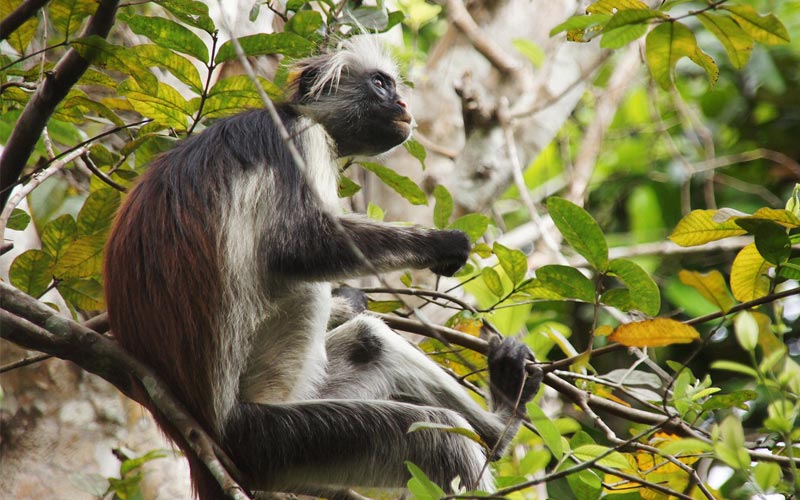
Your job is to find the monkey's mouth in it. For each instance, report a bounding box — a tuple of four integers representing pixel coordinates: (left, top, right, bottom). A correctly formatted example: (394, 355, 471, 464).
(393, 114, 414, 130)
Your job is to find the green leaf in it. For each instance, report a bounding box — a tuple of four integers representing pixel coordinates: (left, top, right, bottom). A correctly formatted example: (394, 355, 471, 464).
(606, 258, 660, 316)
(1, 0, 39, 53)
(546, 197, 608, 271)
(368, 300, 403, 313)
(741, 220, 790, 264)
(118, 78, 193, 130)
(527, 402, 563, 459)
(61, 95, 126, 127)
(573, 444, 630, 470)
(366, 202, 384, 221)
(133, 44, 204, 94)
(601, 8, 663, 49)
(482, 267, 505, 297)
(645, 21, 705, 89)
(601, 23, 647, 49)
(405, 462, 446, 500)
(54, 233, 106, 279)
(77, 189, 120, 237)
(723, 5, 790, 45)
(493, 242, 528, 286)
(9, 250, 55, 297)
(358, 161, 428, 206)
(702, 389, 757, 412)
(697, 12, 754, 69)
(71, 35, 158, 94)
(549, 14, 611, 39)
(338, 176, 361, 198)
(7, 208, 31, 231)
(512, 38, 544, 67)
(688, 45, 719, 88)
(41, 214, 78, 261)
(710, 360, 759, 378)
(536, 265, 595, 303)
(203, 75, 282, 119)
(124, 14, 209, 62)
(448, 213, 490, 243)
(734, 311, 759, 352)
(432, 185, 453, 229)
(403, 139, 427, 170)
(286, 10, 323, 37)
(155, 0, 215, 33)
(754, 462, 782, 492)
(119, 450, 168, 476)
(215, 33, 316, 63)
(49, 0, 96, 38)
(343, 5, 391, 31)
(714, 416, 750, 470)
(58, 277, 104, 310)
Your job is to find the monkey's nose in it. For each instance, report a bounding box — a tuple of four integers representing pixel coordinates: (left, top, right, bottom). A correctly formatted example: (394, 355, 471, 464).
(397, 99, 408, 108)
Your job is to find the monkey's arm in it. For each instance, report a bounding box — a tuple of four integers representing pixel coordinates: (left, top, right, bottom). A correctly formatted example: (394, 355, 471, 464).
(266, 213, 470, 280)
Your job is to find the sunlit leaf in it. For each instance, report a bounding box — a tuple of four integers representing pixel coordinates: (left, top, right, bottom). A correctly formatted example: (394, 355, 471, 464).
(482, 267, 505, 297)
(41, 214, 78, 261)
(7, 208, 31, 231)
(155, 0, 215, 33)
(286, 10, 323, 37)
(677, 269, 734, 312)
(71, 35, 158, 93)
(609, 318, 700, 347)
(49, 0, 96, 38)
(118, 79, 193, 130)
(1, 0, 39, 53)
(607, 258, 660, 316)
(669, 209, 747, 246)
(730, 244, 771, 302)
(215, 33, 316, 63)
(645, 21, 717, 89)
(358, 161, 427, 206)
(448, 213, 490, 243)
(723, 4, 790, 45)
(9, 250, 55, 297)
(536, 265, 595, 302)
(58, 277, 104, 310)
(133, 44, 204, 94)
(77, 189, 120, 236)
(54, 233, 107, 278)
(403, 139, 426, 170)
(527, 402, 563, 460)
(573, 444, 631, 470)
(701, 389, 757, 411)
(432, 185, 453, 229)
(124, 14, 209, 62)
(406, 462, 446, 500)
(493, 242, 528, 286)
(546, 197, 608, 271)
(697, 12, 753, 69)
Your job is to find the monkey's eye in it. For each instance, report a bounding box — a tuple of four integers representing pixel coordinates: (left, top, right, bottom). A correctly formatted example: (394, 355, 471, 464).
(372, 77, 385, 89)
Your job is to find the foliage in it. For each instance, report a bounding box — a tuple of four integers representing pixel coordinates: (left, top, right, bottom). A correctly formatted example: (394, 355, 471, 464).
(1, 0, 799, 498)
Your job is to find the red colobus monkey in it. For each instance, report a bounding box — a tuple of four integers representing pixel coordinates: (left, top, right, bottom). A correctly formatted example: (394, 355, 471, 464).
(104, 37, 540, 499)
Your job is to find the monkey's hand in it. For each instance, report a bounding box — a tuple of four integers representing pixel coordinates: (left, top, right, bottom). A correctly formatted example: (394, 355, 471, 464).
(487, 337, 542, 418)
(429, 230, 470, 277)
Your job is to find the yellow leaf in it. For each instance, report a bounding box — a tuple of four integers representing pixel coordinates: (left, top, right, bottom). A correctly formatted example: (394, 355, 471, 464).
(730, 244, 772, 302)
(749, 207, 800, 228)
(669, 209, 747, 246)
(595, 324, 614, 337)
(609, 318, 700, 347)
(678, 269, 735, 311)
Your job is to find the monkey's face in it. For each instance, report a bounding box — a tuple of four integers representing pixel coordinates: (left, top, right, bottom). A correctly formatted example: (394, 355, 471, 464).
(308, 71, 413, 157)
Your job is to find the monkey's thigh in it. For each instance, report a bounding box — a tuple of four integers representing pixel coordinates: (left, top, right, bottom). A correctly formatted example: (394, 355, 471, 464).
(321, 314, 469, 405)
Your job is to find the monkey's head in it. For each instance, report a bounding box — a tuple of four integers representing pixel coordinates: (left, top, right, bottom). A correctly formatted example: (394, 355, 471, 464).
(289, 37, 413, 157)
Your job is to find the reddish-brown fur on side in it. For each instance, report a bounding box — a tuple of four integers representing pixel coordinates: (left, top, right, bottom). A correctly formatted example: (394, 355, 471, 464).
(104, 155, 228, 499)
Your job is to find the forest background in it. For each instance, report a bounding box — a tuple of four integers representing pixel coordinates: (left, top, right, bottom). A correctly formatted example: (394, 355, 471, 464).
(1, 0, 799, 498)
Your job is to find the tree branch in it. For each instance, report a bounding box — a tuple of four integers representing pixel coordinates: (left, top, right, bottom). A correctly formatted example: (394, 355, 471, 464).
(0, 0, 49, 41)
(0, 282, 251, 500)
(0, 0, 120, 210)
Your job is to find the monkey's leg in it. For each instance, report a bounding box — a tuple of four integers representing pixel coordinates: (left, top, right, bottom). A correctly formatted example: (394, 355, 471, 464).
(222, 399, 493, 493)
(321, 315, 540, 458)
